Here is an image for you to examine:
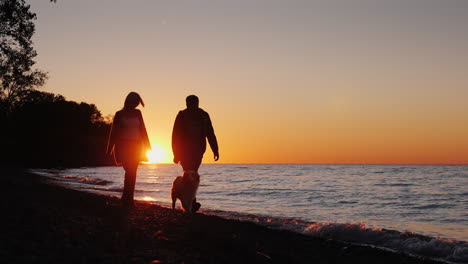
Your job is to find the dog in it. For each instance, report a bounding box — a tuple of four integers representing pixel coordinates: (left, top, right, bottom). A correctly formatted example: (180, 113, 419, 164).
(171, 170, 200, 214)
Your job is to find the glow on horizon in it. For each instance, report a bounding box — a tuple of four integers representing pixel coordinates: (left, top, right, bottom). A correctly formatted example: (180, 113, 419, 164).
(146, 144, 172, 164)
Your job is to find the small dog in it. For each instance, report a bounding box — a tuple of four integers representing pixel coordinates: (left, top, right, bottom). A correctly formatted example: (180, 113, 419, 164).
(171, 170, 200, 214)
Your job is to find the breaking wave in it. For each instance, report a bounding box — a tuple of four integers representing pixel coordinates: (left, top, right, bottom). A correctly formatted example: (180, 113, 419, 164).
(204, 210, 468, 263)
(33, 169, 112, 186)
(304, 222, 468, 263)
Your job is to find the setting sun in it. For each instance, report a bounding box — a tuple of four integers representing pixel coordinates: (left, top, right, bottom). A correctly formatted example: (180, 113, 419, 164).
(146, 145, 171, 164)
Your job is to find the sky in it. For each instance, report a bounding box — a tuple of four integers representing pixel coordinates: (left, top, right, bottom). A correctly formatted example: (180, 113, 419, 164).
(27, 0, 468, 164)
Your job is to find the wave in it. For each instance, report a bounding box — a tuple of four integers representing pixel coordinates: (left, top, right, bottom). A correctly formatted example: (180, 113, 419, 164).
(81, 186, 123, 193)
(374, 183, 414, 187)
(203, 209, 468, 263)
(304, 222, 468, 263)
(32, 170, 112, 186)
(75, 176, 111, 185)
(412, 204, 455, 210)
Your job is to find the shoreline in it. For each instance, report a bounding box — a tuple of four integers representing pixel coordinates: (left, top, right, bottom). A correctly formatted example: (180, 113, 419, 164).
(2, 168, 448, 264)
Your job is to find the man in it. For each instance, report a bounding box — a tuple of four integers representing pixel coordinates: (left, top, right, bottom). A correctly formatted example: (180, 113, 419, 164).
(172, 95, 219, 211)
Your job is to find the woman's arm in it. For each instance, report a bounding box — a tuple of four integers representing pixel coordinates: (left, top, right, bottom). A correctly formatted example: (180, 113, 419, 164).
(106, 111, 120, 154)
(138, 110, 151, 151)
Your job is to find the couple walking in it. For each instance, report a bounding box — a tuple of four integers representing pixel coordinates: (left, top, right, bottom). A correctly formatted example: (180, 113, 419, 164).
(106, 92, 219, 208)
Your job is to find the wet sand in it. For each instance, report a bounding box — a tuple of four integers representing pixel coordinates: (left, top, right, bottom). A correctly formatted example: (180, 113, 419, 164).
(1, 169, 444, 264)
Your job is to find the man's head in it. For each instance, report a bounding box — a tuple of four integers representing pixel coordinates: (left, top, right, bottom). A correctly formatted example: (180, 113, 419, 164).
(186, 95, 199, 108)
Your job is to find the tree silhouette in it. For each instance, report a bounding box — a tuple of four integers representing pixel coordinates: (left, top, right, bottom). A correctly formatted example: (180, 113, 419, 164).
(0, 0, 114, 168)
(0, 0, 47, 113)
(3, 90, 113, 167)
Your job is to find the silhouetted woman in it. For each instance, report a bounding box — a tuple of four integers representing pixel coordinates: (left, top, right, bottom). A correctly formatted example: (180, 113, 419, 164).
(107, 92, 151, 207)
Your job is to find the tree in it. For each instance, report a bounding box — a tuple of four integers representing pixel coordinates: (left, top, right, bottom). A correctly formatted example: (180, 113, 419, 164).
(2, 89, 113, 167)
(0, 0, 47, 112)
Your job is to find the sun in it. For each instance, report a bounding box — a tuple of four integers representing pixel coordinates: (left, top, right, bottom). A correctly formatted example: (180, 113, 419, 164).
(146, 145, 170, 164)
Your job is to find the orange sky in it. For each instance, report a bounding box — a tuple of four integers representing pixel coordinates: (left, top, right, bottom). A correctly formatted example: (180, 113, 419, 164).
(28, 1, 468, 164)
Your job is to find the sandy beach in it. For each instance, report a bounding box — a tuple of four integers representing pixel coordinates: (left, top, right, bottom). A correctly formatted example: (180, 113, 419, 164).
(1, 168, 445, 264)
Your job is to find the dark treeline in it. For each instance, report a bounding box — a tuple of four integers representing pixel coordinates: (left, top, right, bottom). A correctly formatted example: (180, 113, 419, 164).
(0, 90, 114, 168)
(1, 0, 113, 168)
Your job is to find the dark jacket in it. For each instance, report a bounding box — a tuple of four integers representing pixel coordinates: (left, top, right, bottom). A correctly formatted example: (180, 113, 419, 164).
(172, 107, 218, 162)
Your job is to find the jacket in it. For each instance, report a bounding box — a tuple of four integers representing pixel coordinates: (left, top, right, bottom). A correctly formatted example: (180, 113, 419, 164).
(172, 107, 218, 162)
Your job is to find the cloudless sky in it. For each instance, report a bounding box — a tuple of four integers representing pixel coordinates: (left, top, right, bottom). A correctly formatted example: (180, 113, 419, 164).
(27, 0, 468, 164)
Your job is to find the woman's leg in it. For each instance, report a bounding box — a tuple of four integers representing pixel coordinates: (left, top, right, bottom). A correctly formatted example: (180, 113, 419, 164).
(122, 160, 138, 206)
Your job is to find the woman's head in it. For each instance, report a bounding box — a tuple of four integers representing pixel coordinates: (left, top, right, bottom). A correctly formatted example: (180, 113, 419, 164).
(124, 92, 144, 109)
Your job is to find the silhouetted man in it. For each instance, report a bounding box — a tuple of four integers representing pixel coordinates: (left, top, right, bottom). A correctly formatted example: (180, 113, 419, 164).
(172, 95, 219, 211)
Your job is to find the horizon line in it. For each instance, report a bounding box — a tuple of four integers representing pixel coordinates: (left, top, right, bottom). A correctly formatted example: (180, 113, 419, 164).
(142, 162, 468, 166)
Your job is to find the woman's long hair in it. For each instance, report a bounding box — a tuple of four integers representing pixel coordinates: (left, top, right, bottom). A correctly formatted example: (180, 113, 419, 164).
(123, 92, 144, 110)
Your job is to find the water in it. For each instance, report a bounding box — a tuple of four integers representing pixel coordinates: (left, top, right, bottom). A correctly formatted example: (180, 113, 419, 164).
(34, 164, 468, 262)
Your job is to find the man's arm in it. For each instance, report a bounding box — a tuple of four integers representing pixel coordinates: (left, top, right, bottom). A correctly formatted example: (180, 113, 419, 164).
(205, 113, 219, 161)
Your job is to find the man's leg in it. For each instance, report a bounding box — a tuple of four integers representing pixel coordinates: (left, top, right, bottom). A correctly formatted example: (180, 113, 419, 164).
(190, 155, 203, 212)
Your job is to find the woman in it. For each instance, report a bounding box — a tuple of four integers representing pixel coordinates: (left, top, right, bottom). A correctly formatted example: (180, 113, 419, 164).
(107, 92, 151, 207)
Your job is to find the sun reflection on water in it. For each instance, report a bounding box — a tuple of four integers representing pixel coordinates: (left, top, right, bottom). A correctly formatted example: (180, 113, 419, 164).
(142, 196, 156, 202)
